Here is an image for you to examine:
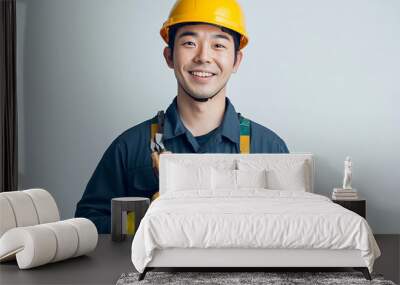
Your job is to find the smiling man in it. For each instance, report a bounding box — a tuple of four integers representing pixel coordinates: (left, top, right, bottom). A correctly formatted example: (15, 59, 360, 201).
(75, 0, 289, 234)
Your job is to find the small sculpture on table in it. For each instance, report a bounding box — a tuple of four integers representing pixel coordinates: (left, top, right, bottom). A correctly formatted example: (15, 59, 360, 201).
(332, 156, 358, 200)
(342, 156, 352, 190)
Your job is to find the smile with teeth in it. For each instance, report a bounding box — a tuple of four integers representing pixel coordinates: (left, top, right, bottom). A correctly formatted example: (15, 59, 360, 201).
(189, 71, 215, 78)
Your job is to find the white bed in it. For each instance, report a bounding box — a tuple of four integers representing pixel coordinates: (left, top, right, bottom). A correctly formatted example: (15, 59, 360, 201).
(131, 154, 380, 280)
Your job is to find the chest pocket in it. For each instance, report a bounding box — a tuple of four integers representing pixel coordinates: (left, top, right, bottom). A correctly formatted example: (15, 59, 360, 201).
(132, 166, 158, 192)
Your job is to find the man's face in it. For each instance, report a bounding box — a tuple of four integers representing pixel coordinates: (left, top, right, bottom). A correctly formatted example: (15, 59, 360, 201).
(164, 24, 243, 101)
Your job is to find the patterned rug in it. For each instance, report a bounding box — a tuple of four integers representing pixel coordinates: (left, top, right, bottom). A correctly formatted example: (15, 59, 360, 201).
(116, 271, 396, 285)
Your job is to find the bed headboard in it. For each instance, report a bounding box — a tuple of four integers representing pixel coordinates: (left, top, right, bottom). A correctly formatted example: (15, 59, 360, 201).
(159, 153, 315, 194)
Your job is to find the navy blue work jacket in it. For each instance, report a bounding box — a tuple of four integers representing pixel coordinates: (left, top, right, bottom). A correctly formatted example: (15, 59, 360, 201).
(75, 97, 289, 233)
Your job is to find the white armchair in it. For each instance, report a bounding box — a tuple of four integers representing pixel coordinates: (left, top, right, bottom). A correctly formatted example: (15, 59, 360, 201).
(0, 189, 98, 269)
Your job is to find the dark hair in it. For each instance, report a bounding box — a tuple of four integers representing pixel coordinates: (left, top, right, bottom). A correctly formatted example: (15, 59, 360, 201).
(167, 22, 241, 63)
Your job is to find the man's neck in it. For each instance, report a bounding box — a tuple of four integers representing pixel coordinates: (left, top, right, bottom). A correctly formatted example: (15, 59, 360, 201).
(176, 91, 226, 137)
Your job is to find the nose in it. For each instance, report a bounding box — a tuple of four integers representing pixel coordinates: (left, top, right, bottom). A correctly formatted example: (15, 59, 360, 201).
(193, 44, 212, 64)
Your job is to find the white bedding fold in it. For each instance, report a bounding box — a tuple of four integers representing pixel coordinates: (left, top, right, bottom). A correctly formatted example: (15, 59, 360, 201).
(131, 190, 380, 273)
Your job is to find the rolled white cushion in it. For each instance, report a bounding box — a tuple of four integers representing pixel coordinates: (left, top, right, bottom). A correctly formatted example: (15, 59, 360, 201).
(0, 189, 60, 239)
(64, 218, 98, 257)
(0, 218, 98, 269)
(42, 221, 79, 262)
(23, 189, 60, 223)
(0, 196, 17, 237)
(0, 191, 39, 227)
(0, 226, 57, 269)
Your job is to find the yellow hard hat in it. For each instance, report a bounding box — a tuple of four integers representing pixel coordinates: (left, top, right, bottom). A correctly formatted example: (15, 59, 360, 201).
(160, 0, 249, 49)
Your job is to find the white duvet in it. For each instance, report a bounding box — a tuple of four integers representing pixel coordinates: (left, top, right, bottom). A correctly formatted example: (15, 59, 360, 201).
(131, 190, 380, 273)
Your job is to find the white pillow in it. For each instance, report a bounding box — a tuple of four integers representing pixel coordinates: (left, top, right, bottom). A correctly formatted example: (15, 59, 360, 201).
(236, 169, 268, 189)
(167, 162, 212, 191)
(211, 168, 237, 190)
(266, 162, 307, 191)
(211, 168, 268, 190)
(238, 159, 308, 191)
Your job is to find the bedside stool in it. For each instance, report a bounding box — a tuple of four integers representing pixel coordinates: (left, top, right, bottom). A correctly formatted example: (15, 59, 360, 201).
(332, 198, 366, 219)
(111, 197, 150, 242)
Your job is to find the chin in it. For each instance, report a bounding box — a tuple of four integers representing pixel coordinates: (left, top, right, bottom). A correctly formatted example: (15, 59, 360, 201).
(190, 94, 217, 101)
(190, 88, 220, 98)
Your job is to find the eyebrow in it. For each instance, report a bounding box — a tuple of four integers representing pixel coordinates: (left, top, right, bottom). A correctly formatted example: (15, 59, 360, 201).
(177, 31, 231, 41)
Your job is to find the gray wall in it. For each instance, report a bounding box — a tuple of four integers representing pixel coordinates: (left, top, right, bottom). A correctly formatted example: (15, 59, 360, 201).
(17, 0, 400, 234)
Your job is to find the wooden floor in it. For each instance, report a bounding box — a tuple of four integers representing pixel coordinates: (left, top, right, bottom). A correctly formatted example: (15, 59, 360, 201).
(373, 234, 400, 284)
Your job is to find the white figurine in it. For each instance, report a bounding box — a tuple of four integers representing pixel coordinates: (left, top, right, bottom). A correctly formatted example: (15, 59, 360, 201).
(342, 156, 352, 190)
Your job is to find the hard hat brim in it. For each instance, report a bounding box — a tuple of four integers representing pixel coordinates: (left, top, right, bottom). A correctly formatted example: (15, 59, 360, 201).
(160, 19, 248, 50)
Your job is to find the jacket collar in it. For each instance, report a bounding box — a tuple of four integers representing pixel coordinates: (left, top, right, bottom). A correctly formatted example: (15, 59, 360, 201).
(162, 96, 240, 145)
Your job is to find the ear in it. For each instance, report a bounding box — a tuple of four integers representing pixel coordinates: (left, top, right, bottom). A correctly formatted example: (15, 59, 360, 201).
(163, 47, 174, 69)
(232, 50, 243, 73)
